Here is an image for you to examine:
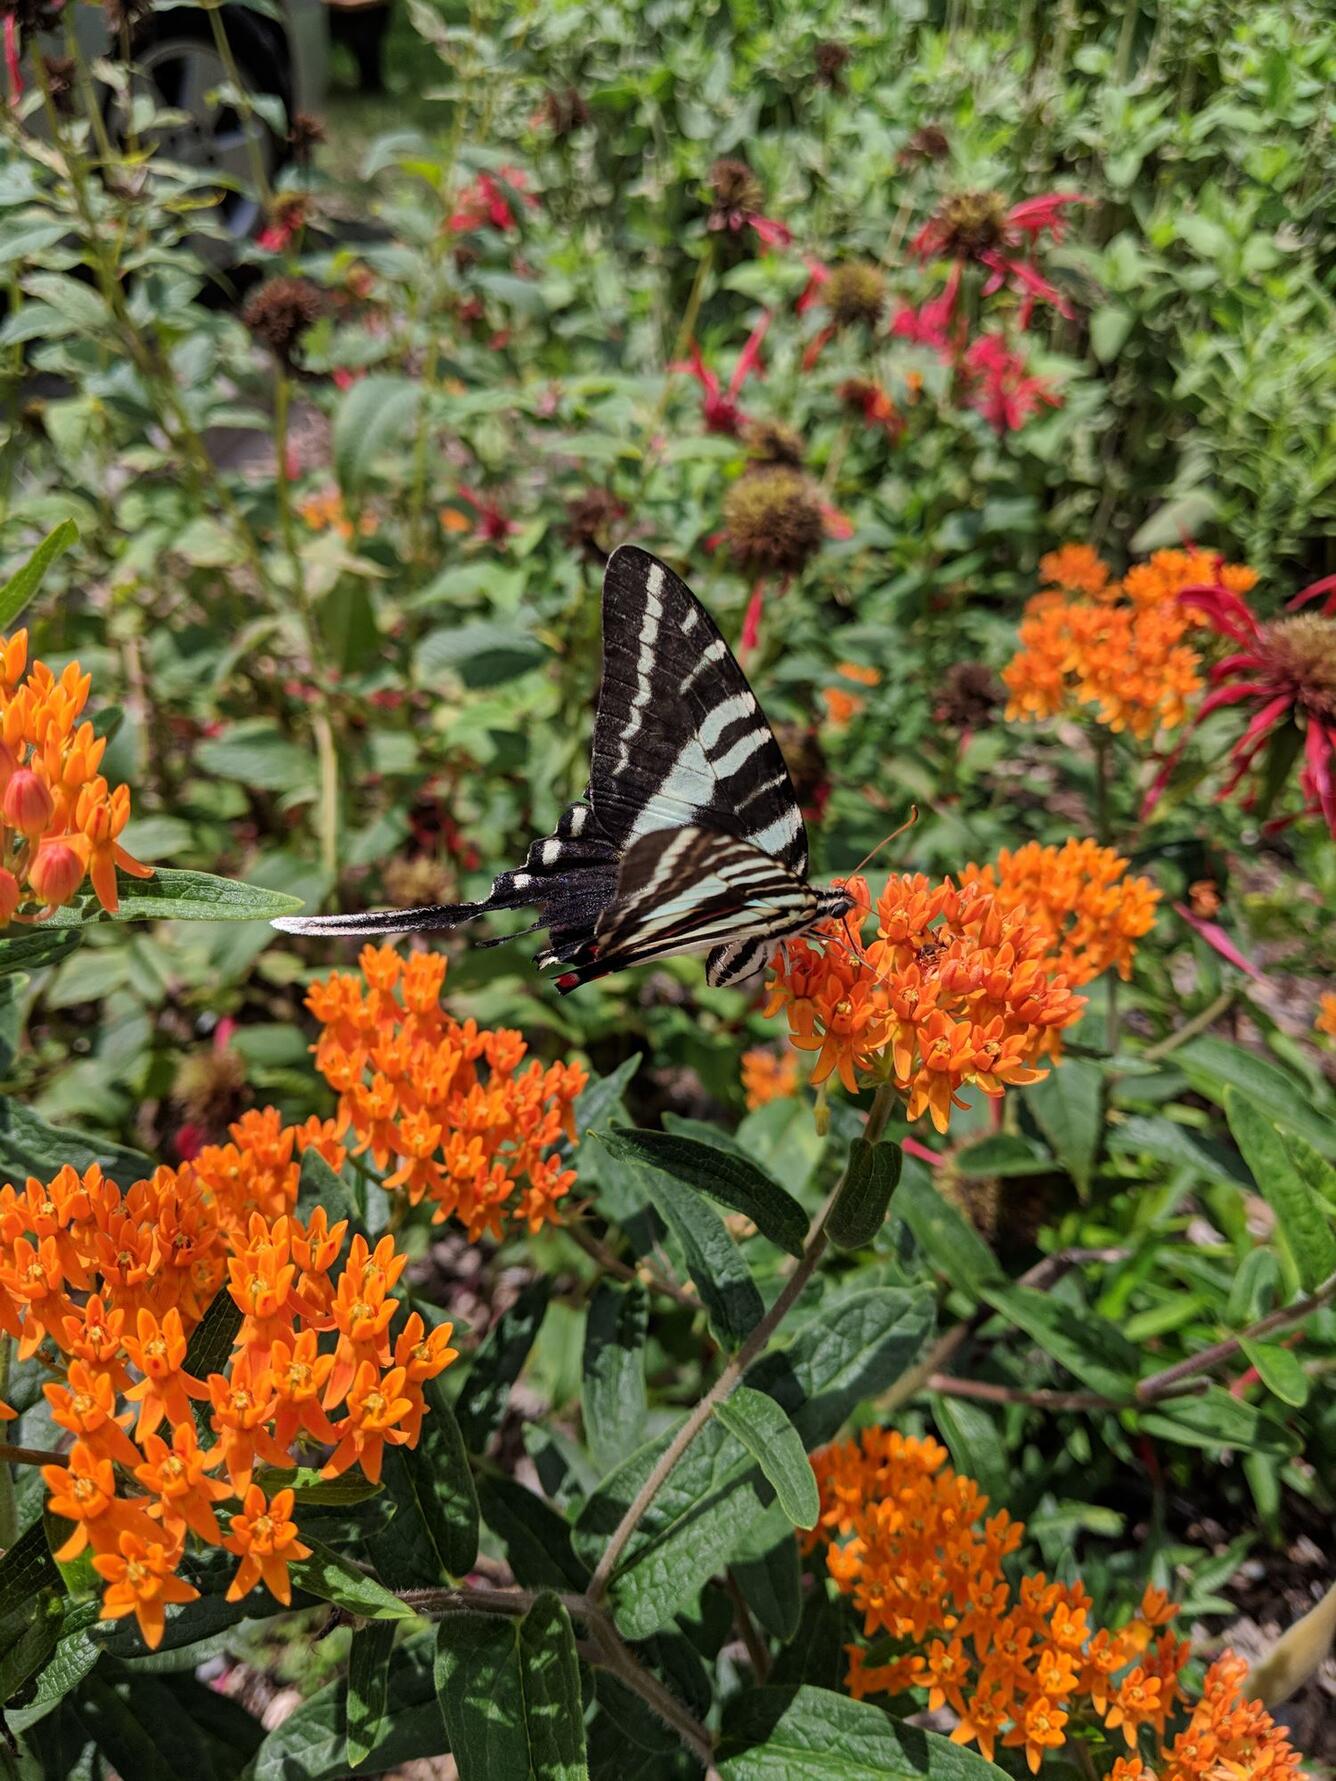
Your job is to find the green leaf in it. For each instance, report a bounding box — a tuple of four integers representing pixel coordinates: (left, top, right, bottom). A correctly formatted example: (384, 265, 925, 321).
(0, 1603, 59, 1709)
(719, 1685, 1007, 1779)
(929, 1394, 1010, 1510)
(1108, 1113, 1250, 1186)
(476, 1476, 589, 1594)
(893, 1164, 1001, 1299)
(954, 1134, 1053, 1178)
(517, 1593, 587, 1779)
(981, 1285, 1139, 1398)
(731, 1513, 800, 1642)
(5, 1613, 100, 1731)
(828, 1140, 902, 1251)
(0, 924, 82, 978)
(0, 1521, 60, 1626)
(346, 1621, 396, 1770)
(251, 1631, 442, 1781)
(286, 1540, 415, 1620)
(582, 1280, 648, 1477)
(0, 521, 77, 630)
(1178, 1036, 1336, 1159)
(182, 1285, 242, 1384)
(295, 1147, 361, 1231)
(0, 1096, 152, 1187)
(1139, 1386, 1297, 1455)
(45, 867, 305, 926)
(1024, 1058, 1103, 1194)
(597, 1127, 807, 1258)
(416, 622, 550, 691)
(455, 1281, 551, 1452)
(631, 1161, 763, 1347)
(573, 1054, 642, 1140)
(334, 374, 424, 495)
(716, 1389, 819, 1530)
(379, 1379, 479, 1582)
(1226, 1089, 1336, 1291)
(254, 1466, 384, 1507)
(1238, 1338, 1309, 1408)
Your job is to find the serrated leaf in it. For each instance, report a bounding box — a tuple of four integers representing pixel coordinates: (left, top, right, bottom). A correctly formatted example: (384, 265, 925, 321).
(828, 1139, 902, 1251)
(1226, 1089, 1336, 1290)
(893, 1163, 1001, 1299)
(631, 1161, 762, 1347)
(981, 1285, 1139, 1398)
(455, 1280, 551, 1452)
(716, 1389, 819, 1530)
(582, 1280, 648, 1477)
(346, 1620, 396, 1769)
(718, 1685, 1007, 1778)
(286, 1540, 415, 1620)
(0, 520, 77, 630)
(597, 1127, 807, 1258)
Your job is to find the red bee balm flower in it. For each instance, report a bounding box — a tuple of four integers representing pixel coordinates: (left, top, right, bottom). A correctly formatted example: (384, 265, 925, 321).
(673, 313, 771, 436)
(913, 189, 1087, 324)
(1179, 573, 1336, 837)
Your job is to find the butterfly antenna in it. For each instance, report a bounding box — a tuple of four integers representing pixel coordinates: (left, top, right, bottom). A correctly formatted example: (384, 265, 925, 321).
(846, 805, 919, 880)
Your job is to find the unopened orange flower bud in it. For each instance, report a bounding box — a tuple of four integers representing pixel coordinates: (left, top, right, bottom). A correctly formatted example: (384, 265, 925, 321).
(0, 740, 17, 794)
(0, 868, 19, 923)
(3, 768, 53, 838)
(28, 841, 84, 907)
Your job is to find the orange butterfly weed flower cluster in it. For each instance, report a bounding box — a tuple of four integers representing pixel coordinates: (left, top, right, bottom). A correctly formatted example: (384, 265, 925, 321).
(0, 629, 152, 921)
(307, 944, 588, 1241)
(808, 1431, 1299, 1780)
(740, 1046, 800, 1109)
(1, 1109, 454, 1649)
(1003, 545, 1256, 741)
(960, 839, 1159, 985)
(764, 870, 1085, 1131)
(822, 661, 882, 729)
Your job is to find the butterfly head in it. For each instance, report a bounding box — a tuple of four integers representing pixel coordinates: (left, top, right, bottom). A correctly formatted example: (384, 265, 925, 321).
(816, 884, 858, 925)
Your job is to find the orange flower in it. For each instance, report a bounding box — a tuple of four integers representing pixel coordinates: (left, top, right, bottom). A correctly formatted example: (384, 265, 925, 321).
(42, 1441, 157, 1560)
(224, 1484, 310, 1606)
(960, 839, 1159, 985)
(821, 685, 864, 727)
(43, 1359, 140, 1467)
(1003, 1695, 1069, 1773)
(740, 1046, 800, 1109)
(321, 1360, 414, 1483)
(121, 1307, 209, 1441)
(0, 631, 151, 922)
(134, 1422, 231, 1544)
(765, 870, 1085, 1131)
(307, 945, 586, 1240)
(1001, 545, 1259, 741)
(1317, 992, 1336, 1039)
(92, 1530, 199, 1650)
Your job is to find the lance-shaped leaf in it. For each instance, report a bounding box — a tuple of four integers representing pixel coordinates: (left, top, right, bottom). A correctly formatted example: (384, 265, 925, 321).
(251, 1631, 442, 1781)
(631, 1162, 762, 1347)
(46, 868, 305, 926)
(716, 1388, 819, 1530)
(0, 520, 77, 629)
(434, 1593, 587, 1780)
(0, 1097, 152, 1190)
(894, 1162, 1001, 1299)
(455, 1280, 551, 1452)
(980, 1284, 1139, 1400)
(582, 1279, 648, 1476)
(346, 1620, 397, 1770)
(287, 1540, 415, 1620)
(719, 1685, 1007, 1779)
(828, 1139, 902, 1251)
(378, 1380, 479, 1582)
(1226, 1088, 1336, 1291)
(597, 1126, 807, 1257)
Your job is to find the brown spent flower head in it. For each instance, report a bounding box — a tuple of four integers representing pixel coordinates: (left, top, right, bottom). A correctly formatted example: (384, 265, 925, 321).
(723, 468, 825, 577)
(544, 86, 591, 137)
(383, 855, 457, 910)
(813, 39, 851, 87)
(288, 112, 326, 160)
(566, 487, 628, 560)
(742, 417, 806, 470)
(242, 276, 322, 365)
(39, 54, 76, 113)
(173, 1046, 247, 1128)
(771, 720, 828, 811)
(103, 0, 154, 33)
(824, 261, 887, 327)
(899, 121, 951, 167)
(708, 157, 763, 215)
(934, 189, 1009, 258)
(935, 662, 1002, 731)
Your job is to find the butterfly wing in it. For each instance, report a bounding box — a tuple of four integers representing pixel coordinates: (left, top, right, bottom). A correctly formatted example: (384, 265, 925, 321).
(552, 825, 818, 991)
(589, 546, 809, 872)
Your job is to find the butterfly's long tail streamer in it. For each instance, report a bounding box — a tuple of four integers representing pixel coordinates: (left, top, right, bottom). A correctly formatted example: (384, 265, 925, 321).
(270, 900, 491, 938)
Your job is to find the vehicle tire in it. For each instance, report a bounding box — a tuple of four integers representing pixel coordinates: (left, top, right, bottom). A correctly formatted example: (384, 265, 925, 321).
(115, 11, 293, 256)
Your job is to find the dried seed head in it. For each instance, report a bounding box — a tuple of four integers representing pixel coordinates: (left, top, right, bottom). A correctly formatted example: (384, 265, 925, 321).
(898, 122, 951, 167)
(723, 468, 825, 577)
(934, 662, 1002, 730)
(933, 189, 1008, 258)
(242, 275, 322, 364)
(173, 1046, 247, 1126)
(824, 261, 887, 327)
(384, 856, 458, 910)
(813, 40, 851, 88)
(543, 86, 591, 137)
(742, 418, 806, 470)
(289, 112, 326, 161)
(708, 157, 762, 215)
(1256, 614, 1336, 720)
(566, 487, 627, 559)
(38, 53, 75, 114)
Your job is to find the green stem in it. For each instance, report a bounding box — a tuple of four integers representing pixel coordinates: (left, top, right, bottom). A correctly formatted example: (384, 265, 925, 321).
(1141, 988, 1235, 1064)
(203, 0, 273, 211)
(585, 1077, 901, 1607)
(667, 236, 714, 374)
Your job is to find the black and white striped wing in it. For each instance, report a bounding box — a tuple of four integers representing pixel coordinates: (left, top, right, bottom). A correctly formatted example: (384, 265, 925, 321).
(552, 826, 820, 991)
(591, 546, 808, 870)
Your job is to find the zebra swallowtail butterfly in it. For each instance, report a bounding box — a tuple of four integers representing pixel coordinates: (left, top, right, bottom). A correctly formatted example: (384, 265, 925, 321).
(272, 545, 855, 992)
